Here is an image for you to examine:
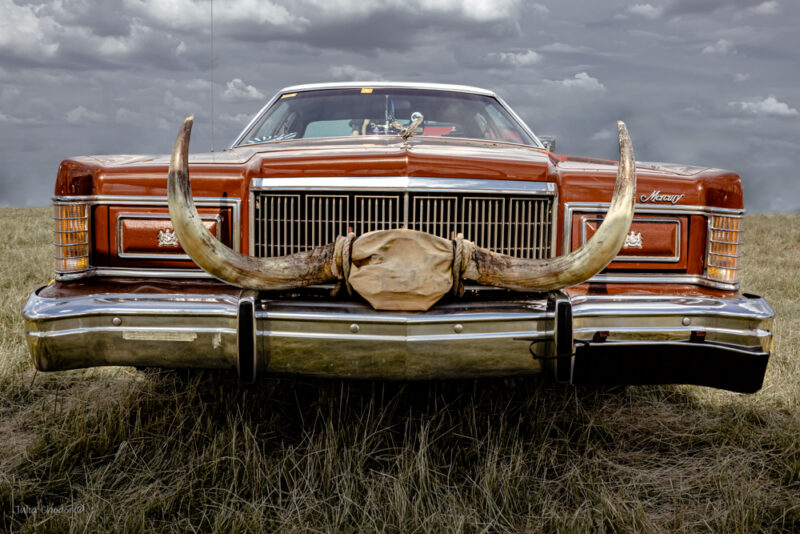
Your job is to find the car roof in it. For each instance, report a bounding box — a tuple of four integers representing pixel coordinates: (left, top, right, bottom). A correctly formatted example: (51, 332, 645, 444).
(277, 81, 496, 97)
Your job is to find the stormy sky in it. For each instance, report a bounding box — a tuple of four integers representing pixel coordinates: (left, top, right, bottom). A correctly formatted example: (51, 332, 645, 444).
(1, 0, 798, 212)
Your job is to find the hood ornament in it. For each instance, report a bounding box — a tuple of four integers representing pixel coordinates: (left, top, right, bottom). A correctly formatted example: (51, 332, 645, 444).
(392, 112, 424, 142)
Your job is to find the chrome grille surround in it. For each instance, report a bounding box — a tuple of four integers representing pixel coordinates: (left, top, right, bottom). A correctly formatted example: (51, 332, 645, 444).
(250, 177, 557, 260)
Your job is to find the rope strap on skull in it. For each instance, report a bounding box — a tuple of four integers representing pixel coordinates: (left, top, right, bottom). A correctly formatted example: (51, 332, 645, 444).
(332, 231, 474, 298)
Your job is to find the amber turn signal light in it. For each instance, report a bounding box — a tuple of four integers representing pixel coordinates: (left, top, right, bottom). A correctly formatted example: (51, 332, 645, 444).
(706, 215, 742, 285)
(53, 202, 90, 275)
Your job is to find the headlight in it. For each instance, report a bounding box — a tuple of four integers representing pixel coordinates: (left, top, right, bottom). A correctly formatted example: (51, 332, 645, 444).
(53, 202, 91, 276)
(706, 214, 742, 285)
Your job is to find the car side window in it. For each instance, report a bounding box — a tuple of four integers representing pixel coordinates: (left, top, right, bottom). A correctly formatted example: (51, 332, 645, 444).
(484, 105, 523, 143)
(247, 102, 293, 143)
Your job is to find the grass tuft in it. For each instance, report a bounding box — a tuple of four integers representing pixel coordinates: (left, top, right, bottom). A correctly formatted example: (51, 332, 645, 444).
(1, 207, 798, 532)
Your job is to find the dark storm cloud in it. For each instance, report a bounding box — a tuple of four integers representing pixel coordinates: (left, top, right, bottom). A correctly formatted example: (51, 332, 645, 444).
(37, 0, 134, 38)
(665, 0, 777, 16)
(285, 9, 521, 53)
(0, 0, 798, 212)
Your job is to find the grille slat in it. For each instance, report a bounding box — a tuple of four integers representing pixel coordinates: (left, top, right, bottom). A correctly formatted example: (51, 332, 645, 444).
(254, 191, 553, 259)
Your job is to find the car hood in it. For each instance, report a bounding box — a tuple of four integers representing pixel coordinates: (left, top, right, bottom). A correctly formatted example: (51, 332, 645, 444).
(86, 136, 556, 182)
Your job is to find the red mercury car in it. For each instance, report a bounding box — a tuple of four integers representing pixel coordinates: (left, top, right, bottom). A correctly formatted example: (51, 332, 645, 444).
(22, 82, 774, 392)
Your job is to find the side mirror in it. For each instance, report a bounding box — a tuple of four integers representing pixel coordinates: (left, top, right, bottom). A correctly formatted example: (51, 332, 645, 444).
(539, 136, 556, 153)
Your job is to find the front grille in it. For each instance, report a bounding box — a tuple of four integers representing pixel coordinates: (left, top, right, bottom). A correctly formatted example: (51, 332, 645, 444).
(252, 191, 554, 259)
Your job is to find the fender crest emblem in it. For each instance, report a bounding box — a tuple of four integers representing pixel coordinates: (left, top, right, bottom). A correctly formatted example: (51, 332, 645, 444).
(158, 229, 180, 247)
(623, 231, 643, 248)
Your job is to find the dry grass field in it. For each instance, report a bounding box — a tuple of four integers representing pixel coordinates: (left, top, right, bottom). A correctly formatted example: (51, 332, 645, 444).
(0, 207, 798, 532)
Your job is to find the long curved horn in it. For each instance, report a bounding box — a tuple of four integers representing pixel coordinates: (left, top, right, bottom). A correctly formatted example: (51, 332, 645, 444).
(167, 116, 339, 290)
(463, 121, 636, 291)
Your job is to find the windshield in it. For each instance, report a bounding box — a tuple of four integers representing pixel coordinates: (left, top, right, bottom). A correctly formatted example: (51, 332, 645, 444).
(238, 88, 536, 146)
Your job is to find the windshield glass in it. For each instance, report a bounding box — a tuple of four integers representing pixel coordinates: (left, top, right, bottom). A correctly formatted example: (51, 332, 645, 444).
(239, 88, 536, 146)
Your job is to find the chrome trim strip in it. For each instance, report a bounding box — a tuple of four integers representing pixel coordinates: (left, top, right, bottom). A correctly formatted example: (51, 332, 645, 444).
(255, 330, 550, 343)
(571, 339, 768, 356)
(23, 291, 240, 321)
(708, 250, 743, 258)
(54, 254, 90, 260)
(53, 270, 96, 280)
(707, 263, 741, 270)
(248, 189, 255, 256)
(572, 325, 772, 340)
(93, 267, 215, 279)
(550, 193, 558, 258)
(116, 213, 223, 260)
(260, 311, 552, 324)
(585, 273, 738, 290)
(29, 326, 237, 339)
(278, 81, 496, 96)
(579, 216, 681, 263)
(250, 177, 556, 194)
(569, 294, 774, 318)
(25, 291, 772, 323)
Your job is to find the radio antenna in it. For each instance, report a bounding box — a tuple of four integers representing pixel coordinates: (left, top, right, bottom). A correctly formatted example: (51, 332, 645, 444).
(209, 0, 215, 154)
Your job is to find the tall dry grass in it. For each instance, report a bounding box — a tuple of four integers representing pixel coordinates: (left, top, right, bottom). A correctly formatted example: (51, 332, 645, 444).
(0, 207, 798, 533)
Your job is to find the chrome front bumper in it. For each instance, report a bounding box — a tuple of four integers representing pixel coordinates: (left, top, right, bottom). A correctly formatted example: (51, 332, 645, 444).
(22, 283, 775, 392)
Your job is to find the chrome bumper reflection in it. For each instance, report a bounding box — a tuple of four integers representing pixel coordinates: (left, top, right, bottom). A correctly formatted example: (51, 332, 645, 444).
(571, 293, 774, 351)
(23, 290, 240, 372)
(253, 300, 552, 379)
(22, 285, 774, 381)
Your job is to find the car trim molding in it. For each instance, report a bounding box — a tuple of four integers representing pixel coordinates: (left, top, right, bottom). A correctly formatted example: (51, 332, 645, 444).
(563, 201, 745, 291)
(116, 212, 224, 261)
(579, 216, 682, 263)
(250, 176, 556, 193)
